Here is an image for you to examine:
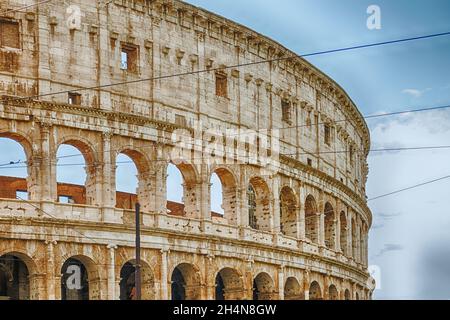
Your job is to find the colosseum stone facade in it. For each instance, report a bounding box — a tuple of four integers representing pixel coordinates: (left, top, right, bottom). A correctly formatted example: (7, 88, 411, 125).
(0, 0, 373, 300)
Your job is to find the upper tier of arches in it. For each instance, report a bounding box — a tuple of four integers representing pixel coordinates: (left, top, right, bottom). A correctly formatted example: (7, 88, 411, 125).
(0, 130, 370, 267)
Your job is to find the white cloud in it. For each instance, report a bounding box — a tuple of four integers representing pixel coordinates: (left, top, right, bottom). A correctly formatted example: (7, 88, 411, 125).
(368, 109, 450, 299)
(401, 88, 431, 98)
(376, 244, 405, 258)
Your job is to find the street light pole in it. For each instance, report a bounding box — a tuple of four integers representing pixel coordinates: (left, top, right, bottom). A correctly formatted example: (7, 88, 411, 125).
(135, 202, 142, 300)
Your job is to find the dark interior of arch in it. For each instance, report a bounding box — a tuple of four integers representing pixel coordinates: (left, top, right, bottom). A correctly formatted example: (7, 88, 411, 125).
(120, 262, 136, 300)
(215, 273, 225, 300)
(61, 258, 89, 300)
(171, 267, 186, 300)
(0, 254, 30, 300)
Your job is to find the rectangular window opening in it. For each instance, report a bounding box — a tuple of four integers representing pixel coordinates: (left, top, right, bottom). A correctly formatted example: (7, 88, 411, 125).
(16, 190, 28, 200)
(68, 92, 82, 105)
(0, 20, 20, 49)
(282, 100, 292, 124)
(121, 44, 138, 72)
(215, 72, 228, 98)
(58, 195, 74, 204)
(120, 51, 128, 70)
(175, 114, 187, 127)
(324, 124, 331, 146)
(349, 146, 354, 166)
(306, 111, 312, 129)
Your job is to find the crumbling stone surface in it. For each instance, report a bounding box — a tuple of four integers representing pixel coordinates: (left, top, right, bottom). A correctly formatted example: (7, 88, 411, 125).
(0, 0, 372, 300)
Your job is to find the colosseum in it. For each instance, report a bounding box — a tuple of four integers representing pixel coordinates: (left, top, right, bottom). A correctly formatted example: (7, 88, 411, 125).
(0, 0, 373, 300)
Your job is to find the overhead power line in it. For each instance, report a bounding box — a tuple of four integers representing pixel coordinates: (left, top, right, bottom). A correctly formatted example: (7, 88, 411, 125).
(367, 175, 450, 201)
(4, 175, 450, 250)
(2, 30, 450, 103)
(277, 104, 450, 132)
(1, 144, 450, 169)
(6, 174, 450, 232)
(1, 101, 449, 166)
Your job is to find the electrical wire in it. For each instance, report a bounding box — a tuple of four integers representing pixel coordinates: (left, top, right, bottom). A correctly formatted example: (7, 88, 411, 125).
(3, 172, 448, 248)
(2, 31, 450, 103)
(277, 104, 450, 131)
(2, 172, 449, 266)
(1, 100, 449, 170)
(367, 174, 450, 202)
(0, 144, 449, 170)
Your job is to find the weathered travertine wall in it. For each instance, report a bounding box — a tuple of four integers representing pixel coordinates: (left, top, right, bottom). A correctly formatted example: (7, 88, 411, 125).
(0, 0, 373, 300)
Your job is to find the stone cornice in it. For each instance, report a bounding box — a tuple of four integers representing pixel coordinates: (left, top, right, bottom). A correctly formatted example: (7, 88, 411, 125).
(12, 98, 184, 133)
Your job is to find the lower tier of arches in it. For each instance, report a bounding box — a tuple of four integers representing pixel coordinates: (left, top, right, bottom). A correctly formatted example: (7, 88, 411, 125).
(0, 235, 372, 301)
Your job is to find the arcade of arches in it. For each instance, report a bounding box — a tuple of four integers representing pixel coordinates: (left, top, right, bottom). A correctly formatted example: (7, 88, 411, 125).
(0, 134, 370, 300)
(0, 251, 370, 300)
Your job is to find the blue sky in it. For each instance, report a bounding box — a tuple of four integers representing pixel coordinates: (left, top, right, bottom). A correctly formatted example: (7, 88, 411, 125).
(0, 0, 449, 299)
(184, 0, 450, 114)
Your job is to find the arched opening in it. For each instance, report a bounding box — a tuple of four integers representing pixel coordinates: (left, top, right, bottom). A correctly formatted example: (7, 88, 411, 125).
(56, 141, 96, 205)
(171, 266, 185, 300)
(309, 281, 322, 300)
(355, 291, 360, 300)
(211, 168, 237, 224)
(171, 263, 201, 300)
(363, 225, 368, 264)
(340, 211, 348, 256)
(247, 177, 271, 232)
(210, 173, 224, 216)
(215, 272, 225, 300)
(324, 202, 335, 249)
(166, 162, 198, 218)
(253, 272, 275, 300)
(351, 219, 358, 260)
(328, 284, 339, 300)
(61, 257, 89, 300)
(284, 277, 302, 300)
(215, 268, 243, 300)
(279, 187, 298, 238)
(305, 195, 319, 244)
(166, 163, 183, 210)
(119, 260, 155, 300)
(0, 136, 29, 200)
(115, 152, 139, 210)
(115, 148, 152, 213)
(344, 289, 351, 300)
(119, 262, 136, 300)
(360, 225, 366, 264)
(0, 254, 30, 300)
(247, 184, 257, 229)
